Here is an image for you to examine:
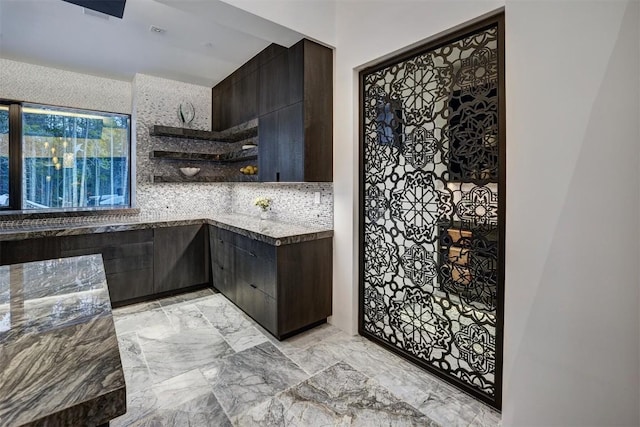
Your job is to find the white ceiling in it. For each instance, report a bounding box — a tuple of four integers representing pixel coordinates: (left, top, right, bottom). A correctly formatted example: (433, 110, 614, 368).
(0, 0, 304, 87)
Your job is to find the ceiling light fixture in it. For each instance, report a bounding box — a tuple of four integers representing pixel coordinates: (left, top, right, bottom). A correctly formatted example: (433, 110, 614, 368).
(149, 25, 166, 34)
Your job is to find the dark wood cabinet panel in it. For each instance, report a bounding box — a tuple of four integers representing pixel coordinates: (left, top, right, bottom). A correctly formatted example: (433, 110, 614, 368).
(0, 237, 60, 265)
(258, 103, 304, 182)
(235, 282, 277, 334)
(257, 39, 332, 183)
(209, 226, 235, 297)
(277, 238, 332, 336)
(153, 225, 209, 294)
(257, 109, 279, 182)
(287, 40, 304, 105)
(106, 268, 154, 303)
(277, 103, 304, 182)
(208, 225, 332, 340)
(233, 235, 276, 298)
(259, 50, 290, 116)
(212, 65, 259, 131)
(60, 230, 155, 303)
(302, 40, 333, 182)
(212, 38, 332, 182)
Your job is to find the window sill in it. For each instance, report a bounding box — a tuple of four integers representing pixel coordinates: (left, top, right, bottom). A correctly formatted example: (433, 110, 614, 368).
(0, 207, 140, 221)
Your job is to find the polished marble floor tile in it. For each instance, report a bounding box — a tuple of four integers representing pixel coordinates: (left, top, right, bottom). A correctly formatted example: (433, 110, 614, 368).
(202, 342, 308, 419)
(196, 295, 254, 336)
(163, 303, 211, 331)
(114, 288, 501, 427)
(132, 392, 231, 427)
(116, 332, 153, 394)
(111, 387, 158, 427)
(113, 307, 172, 336)
(224, 325, 269, 352)
(138, 325, 233, 384)
(237, 362, 437, 426)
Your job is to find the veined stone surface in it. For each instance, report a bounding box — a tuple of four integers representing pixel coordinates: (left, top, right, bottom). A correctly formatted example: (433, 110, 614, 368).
(0, 255, 126, 426)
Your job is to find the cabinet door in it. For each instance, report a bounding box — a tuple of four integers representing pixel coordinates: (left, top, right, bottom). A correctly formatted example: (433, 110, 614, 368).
(259, 50, 290, 115)
(258, 109, 279, 182)
(153, 225, 209, 294)
(209, 226, 235, 298)
(233, 234, 276, 298)
(258, 103, 304, 183)
(1, 237, 60, 265)
(61, 230, 154, 303)
(232, 70, 258, 127)
(276, 102, 304, 182)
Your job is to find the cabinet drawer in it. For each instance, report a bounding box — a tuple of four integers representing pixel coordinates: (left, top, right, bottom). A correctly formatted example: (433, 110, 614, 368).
(235, 282, 277, 334)
(61, 229, 153, 251)
(107, 268, 154, 303)
(62, 241, 153, 261)
(234, 236, 276, 298)
(209, 227, 235, 268)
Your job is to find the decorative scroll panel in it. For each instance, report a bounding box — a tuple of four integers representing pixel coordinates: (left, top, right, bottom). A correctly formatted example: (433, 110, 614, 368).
(361, 23, 503, 405)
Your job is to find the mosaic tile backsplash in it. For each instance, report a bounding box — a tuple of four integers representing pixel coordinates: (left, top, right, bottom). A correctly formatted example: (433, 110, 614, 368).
(230, 182, 333, 228)
(0, 58, 131, 114)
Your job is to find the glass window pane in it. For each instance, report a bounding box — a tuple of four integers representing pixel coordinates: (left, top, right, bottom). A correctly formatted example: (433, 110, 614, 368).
(22, 104, 130, 210)
(0, 105, 9, 207)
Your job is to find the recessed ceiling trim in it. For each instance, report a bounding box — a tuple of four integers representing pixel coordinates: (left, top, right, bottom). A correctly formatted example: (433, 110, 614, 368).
(149, 25, 166, 34)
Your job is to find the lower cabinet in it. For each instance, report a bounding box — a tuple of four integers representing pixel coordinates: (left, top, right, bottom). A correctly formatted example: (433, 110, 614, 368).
(0, 225, 211, 305)
(61, 229, 155, 303)
(209, 226, 332, 340)
(153, 225, 209, 294)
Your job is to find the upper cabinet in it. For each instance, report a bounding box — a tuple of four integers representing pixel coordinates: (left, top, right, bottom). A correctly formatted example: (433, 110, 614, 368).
(212, 39, 333, 182)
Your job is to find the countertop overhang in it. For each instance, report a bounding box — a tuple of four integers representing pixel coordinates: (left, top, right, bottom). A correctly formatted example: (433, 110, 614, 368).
(0, 254, 126, 426)
(0, 213, 334, 246)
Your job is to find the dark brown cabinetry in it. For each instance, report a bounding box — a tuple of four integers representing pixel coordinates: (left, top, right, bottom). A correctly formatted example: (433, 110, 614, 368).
(0, 225, 211, 305)
(258, 103, 304, 182)
(209, 226, 331, 339)
(153, 225, 209, 294)
(212, 39, 333, 182)
(60, 230, 155, 303)
(0, 237, 60, 265)
(258, 39, 332, 182)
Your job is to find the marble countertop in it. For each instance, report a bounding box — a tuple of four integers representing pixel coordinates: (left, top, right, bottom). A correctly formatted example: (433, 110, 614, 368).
(0, 213, 333, 246)
(0, 255, 126, 426)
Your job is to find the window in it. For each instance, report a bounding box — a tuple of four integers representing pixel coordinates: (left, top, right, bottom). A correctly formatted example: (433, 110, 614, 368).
(1, 101, 131, 211)
(0, 105, 8, 207)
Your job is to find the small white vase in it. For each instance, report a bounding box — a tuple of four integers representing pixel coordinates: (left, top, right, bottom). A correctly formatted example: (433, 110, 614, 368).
(260, 210, 270, 220)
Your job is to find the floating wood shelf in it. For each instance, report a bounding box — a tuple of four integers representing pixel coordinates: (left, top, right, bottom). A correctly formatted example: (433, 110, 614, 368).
(152, 174, 258, 183)
(150, 147, 258, 163)
(149, 124, 257, 143)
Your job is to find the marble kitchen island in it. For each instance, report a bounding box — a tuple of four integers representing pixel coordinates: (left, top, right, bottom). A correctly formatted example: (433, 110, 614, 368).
(0, 255, 126, 426)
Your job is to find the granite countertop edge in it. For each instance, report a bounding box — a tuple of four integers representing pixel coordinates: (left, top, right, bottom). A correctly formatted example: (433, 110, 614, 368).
(0, 215, 334, 246)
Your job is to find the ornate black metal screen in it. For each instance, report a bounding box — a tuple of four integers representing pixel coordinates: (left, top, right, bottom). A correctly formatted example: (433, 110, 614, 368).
(359, 13, 505, 408)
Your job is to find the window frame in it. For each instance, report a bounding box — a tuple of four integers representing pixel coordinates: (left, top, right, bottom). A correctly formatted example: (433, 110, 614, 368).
(0, 99, 133, 212)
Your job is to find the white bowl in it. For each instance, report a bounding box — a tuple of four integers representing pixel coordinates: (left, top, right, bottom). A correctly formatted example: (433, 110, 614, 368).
(180, 167, 201, 177)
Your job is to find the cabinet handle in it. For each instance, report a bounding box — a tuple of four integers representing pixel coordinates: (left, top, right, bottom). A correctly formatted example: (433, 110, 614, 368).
(249, 283, 257, 289)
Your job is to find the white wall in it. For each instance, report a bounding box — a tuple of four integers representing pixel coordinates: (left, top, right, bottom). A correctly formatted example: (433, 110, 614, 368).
(503, 1, 639, 425)
(223, 0, 640, 425)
